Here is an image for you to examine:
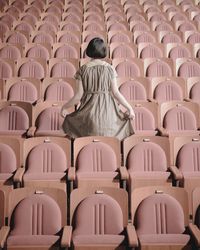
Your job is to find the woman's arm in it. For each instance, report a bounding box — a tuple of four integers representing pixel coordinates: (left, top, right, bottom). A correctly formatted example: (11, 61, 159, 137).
(111, 77, 135, 119)
(61, 79, 84, 117)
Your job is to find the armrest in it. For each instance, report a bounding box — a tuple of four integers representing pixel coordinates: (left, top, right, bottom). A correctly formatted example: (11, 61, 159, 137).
(119, 166, 129, 180)
(27, 126, 36, 137)
(169, 165, 183, 180)
(61, 225, 72, 248)
(157, 127, 169, 137)
(189, 223, 200, 246)
(0, 226, 10, 248)
(13, 167, 26, 183)
(68, 167, 76, 181)
(184, 98, 190, 102)
(126, 224, 138, 247)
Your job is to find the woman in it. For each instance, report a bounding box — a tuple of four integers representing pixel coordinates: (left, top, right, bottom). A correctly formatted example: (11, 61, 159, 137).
(61, 37, 135, 140)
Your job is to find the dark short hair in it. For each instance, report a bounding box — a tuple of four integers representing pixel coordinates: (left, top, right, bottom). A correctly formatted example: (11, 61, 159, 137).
(86, 37, 107, 59)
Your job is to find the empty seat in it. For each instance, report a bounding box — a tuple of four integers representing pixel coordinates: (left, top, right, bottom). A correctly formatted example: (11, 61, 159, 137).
(187, 78, 200, 103)
(160, 32, 182, 44)
(110, 43, 136, 59)
(57, 31, 81, 43)
(49, 59, 78, 78)
(53, 43, 80, 59)
(25, 44, 50, 60)
(31, 31, 55, 45)
(134, 31, 157, 44)
(139, 43, 164, 59)
(0, 59, 14, 79)
(0, 44, 21, 60)
(108, 31, 132, 43)
(177, 59, 200, 78)
(5, 31, 28, 46)
(144, 59, 173, 77)
(68, 136, 127, 189)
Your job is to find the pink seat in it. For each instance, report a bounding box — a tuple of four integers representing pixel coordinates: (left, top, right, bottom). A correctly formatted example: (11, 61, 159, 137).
(119, 80, 147, 102)
(169, 46, 191, 60)
(135, 194, 190, 246)
(115, 60, 141, 77)
(61, 23, 81, 32)
(0, 45, 21, 60)
(44, 81, 74, 102)
(109, 33, 131, 43)
(26, 45, 50, 60)
(32, 32, 54, 44)
(54, 45, 78, 59)
(18, 60, 45, 79)
(140, 45, 163, 59)
(50, 61, 76, 78)
(146, 60, 172, 77)
(111, 44, 136, 59)
(161, 33, 182, 43)
(58, 33, 80, 43)
(187, 32, 200, 45)
(135, 32, 156, 44)
(178, 61, 200, 78)
(0, 60, 13, 79)
(189, 82, 200, 102)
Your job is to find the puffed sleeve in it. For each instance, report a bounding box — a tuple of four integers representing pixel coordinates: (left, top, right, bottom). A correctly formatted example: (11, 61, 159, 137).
(74, 67, 82, 80)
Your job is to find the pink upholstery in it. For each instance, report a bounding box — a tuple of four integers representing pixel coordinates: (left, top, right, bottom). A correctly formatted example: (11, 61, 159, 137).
(0, 45, 21, 60)
(112, 45, 135, 59)
(44, 81, 74, 101)
(136, 194, 189, 243)
(7, 194, 62, 246)
(8, 81, 38, 103)
(54, 45, 78, 59)
(154, 81, 183, 102)
(72, 194, 124, 245)
(76, 142, 117, 172)
(178, 61, 200, 78)
(33, 33, 54, 44)
(26, 45, 50, 60)
(140, 45, 163, 59)
(136, 33, 156, 44)
(162, 33, 182, 44)
(115, 61, 140, 77)
(58, 33, 80, 43)
(0, 143, 16, 174)
(187, 33, 200, 44)
(50, 61, 76, 78)
(163, 106, 197, 131)
(127, 142, 168, 173)
(128, 14, 145, 22)
(35, 107, 64, 136)
(0, 60, 12, 78)
(177, 142, 200, 172)
(169, 46, 191, 60)
(38, 23, 57, 33)
(132, 22, 150, 32)
(178, 22, 196, 32)
(14, 22, 33, 34)
(132, 107, 156, 134)
(0, 106, 29, 133)
(18, 61, 45, 79)
(62, 23, 81, 31)
(108, 23, 127, 31)
(21, 14, 37, 26)
(110, 33, 131, 43)
(146, 61, 172, 77)
(171, 13, 187, 22)
(155, 23, 173, 32)
(190, 82, 200, 101)
(150, 14, 166, 22)
(85, 23, 103, 32)
(119, 80, 147, 101)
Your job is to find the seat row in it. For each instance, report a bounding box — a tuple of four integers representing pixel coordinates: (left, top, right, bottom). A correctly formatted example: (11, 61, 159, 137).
(0, 185, 199, 249)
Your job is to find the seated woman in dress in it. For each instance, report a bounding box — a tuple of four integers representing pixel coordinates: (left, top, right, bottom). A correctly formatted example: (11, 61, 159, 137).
(61, 37, 135, 140)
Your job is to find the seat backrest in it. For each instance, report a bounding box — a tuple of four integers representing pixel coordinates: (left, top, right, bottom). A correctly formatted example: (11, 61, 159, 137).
(0, 45, 21, 60)
(73, 194, 124, 236)
(18, 61, 44, 79)
(8, 81, 38, 103)
(169, 46, 191, 60)
(26, 45, 50, 60)
(33, 32, 54, 44)
(178, 61, 200, 78)
(10, 194, 62, 236)
(154, 81, 183, 102)
(54, 45, 78, 59)
(112, 45, 135, 59)
(76, 142, 117, 172)
(140, 45, 163, 59)
(187, 33, 200, 44)
(36, 106, 63, 131)
(132, 107, 156, 131)
(0, 143, 17, 173)
(26, 142, 67, 173)
(0, 60, 12, 79)
(0, 106, 29, 131)
(136, 33, 156, 44)
(189, 82, 200, 101)
(50, 61, 76, 78)
(119, 80, 147, 101)
(127, 141, 167, 172)
(146, 61, 172, 77)
(136, 193, 185, 235)
(44, 81, 74, 101)
(163, 106, 197, 131)
(176, 141, 200, 172)
(116, 61, 140, 77)
(162, 33, 182, 44)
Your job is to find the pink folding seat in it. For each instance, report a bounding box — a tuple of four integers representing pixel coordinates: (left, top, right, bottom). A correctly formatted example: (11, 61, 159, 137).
(41, 14, 59, 27)
(187, 32, 200, 44)
(177, 60, 200, 78)
(63, 13, 82, 23)
(54, 44, 79, 59)
(31, 31, 55, 44)
(124, 136, 171, 191)
(13, 21, 33, 37)
(0, 102, 31, 137)
(178, 21, 197, 32)
(57, 32, 80, 43)
(0, 22, 9, 40)
(7, 79, 38, 104)
(84, 22, 104, 32)
(0, 14, 15, 29)
(0, 45, 21, 60)
(131, 104, 158, 136)
(0, 60, 13, 79)
(160, 102, 199, 136)
(20, 14, 37, 27)
(70, 188, 137, 249)
(128, 13, 146, 23)
(171, 13, 187, 22)
(18, 59, 45, 79)
(26, 44, 50, 60)
(132, 188, 191, 250)
(37, 22, 57, 33)
(45, 6, 62, 17)
(113, 59, 143, 78)
(145, 59, 173, 77)
(149, 13, 166, 22)
(6, 31, 28, 45)
(126, 5, 143, 15)
(119, 79, 148, 102)
(106, 13, 125, 22)
(5, 6, 20, 19)
(25, 6, 40, 19)
(108, 32, 132, 43)
(188, 80, 200, 102)
(43, 79, 74, 102)
(161, 32, 182, 44)
(0, 188, 70, 250)
(154, 22, 173, 32)
(135, 32, 157, 44)
(131, 21, 151, 32)
(153, 79, 183, 103)
(61, 22, 81, 32)
(12, 0, 25, 10)
(139, 44, 163, 59)
(49, 59, 78, 78)
(168, 45, 192, 61)
(82, 31, 106, 43)
(108, 22, 128, 32)
(110, 43, 136, 59)
(68, 137, 125, 189)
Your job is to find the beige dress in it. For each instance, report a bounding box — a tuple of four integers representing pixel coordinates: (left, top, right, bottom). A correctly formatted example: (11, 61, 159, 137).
(62, 59, 134, 140)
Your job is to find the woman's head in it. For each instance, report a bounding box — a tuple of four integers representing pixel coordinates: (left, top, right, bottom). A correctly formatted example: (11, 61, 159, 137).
(86, 37, 107, 59)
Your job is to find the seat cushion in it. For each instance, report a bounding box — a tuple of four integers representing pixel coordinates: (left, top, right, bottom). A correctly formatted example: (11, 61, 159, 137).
(76, 172, 118, 180)
(129, 171, 170, 180)
(138, 234, 190, 245)
(73, 235, 125, 246)
(7, 235, 60, 246)
(23, 172, 66, 181)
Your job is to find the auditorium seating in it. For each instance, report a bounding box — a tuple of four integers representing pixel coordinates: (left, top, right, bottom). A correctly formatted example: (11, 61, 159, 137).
(0, 0, 200, 248)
